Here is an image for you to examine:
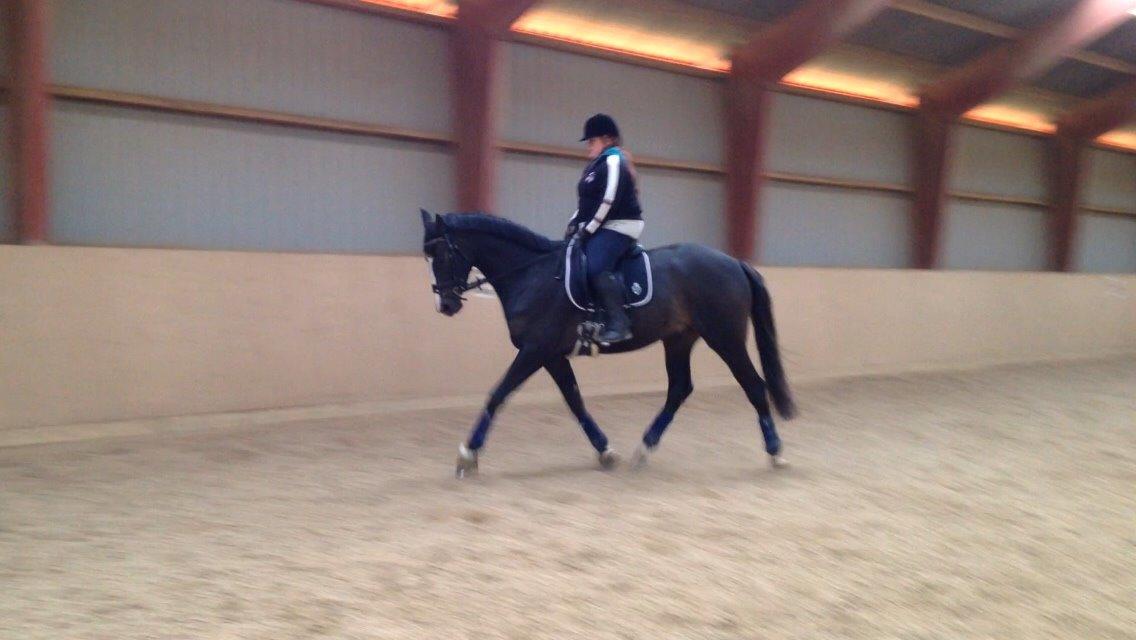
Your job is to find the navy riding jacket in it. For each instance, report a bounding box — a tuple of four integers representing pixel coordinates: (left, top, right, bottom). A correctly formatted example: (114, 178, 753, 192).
(569, 146, 643, 238)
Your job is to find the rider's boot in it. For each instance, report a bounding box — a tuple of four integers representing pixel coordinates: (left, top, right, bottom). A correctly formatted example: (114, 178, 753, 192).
(594, 271, 632, 344)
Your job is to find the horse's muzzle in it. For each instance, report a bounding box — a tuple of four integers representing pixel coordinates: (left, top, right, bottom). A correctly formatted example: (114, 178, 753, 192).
(438, 297, 463, 316)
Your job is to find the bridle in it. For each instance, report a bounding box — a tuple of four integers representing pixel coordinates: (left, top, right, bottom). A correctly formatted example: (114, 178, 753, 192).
(426, 230, 557, 301)
(426, 232, 481, 300)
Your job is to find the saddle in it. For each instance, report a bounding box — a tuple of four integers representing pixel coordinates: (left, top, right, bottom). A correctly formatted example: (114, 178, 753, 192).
(564, 237, 654, 356)
(564, 237, 653, 311)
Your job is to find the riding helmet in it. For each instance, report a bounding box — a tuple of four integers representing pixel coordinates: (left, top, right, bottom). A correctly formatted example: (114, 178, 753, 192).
(580, 113, 620, 141)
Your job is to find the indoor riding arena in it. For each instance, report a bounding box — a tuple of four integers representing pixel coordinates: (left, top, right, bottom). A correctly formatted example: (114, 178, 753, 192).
(3, 1, 1136, 639)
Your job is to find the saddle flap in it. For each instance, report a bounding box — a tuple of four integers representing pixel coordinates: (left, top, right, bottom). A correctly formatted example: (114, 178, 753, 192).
(565, 239, 653, 311)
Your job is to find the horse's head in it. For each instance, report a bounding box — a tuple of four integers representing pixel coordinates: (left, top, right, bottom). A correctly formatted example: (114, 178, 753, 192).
(421, 210, 471, 316)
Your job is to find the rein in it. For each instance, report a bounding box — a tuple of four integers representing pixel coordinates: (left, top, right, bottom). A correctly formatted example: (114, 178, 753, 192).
(430, 231, 558, 300)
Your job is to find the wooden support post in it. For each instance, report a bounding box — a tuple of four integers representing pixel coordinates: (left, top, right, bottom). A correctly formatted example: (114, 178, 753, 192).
(911, 106, 952, 269)
(1046, 132, 1085, 272)
(9, 0, 51, 243)
(449, 0, 537, 213)
(724, 0, 887, 260)
(1045, 80, 1136, 272)
(723, 63, 770, 261)
(450, 25, 500, 213)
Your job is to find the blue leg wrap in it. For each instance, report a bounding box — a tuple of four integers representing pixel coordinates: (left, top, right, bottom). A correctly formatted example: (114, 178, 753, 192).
(643, 410, 676, 448)
(468, 411, 493, 451)
(759, 415, 782, 456)
(579, 415, 609, 453)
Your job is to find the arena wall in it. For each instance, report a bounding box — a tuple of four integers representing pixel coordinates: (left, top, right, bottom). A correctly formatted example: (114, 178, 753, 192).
(2, 245, 1133, 435)
(49, 0, 455, 253)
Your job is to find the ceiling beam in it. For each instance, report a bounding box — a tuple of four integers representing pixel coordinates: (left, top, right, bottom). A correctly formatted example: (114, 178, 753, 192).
(1073, 48, 1136, 76)
(892, 0, 1136, 76)
(460, 0, 537, 35)
(292, 0, 453, 25)
(1057, 79, 1136, 139)
(921, 0, 1135, 114)
(733, 0, 890, 81)
(450, 0, 539, 213)
(890, 0, 1017, 38)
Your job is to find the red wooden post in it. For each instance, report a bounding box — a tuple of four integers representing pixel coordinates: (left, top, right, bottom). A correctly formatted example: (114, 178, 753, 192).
(910, 106, 952, 270)
(449, 0, 537, 214)
(1046, 81, 1136, 272)
(723, 63, 770, 261)
(450, 24, 500, 213)
(9, 0, 51, 243)
(723, 0, 887, 260)
(1047, 132, 1085, 272)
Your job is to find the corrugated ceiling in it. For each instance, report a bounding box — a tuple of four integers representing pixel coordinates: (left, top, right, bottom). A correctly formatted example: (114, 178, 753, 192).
(359, 0, 1136, 147)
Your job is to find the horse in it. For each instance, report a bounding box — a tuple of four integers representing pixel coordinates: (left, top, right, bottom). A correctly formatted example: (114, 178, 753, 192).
(420, 210, 795, 477)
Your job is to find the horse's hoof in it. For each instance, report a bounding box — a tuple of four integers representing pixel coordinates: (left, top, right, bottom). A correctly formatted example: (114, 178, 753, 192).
(598, 448, 620, 470)
(630, 444, 651, 470)
(769, 453, 789, 469)
(456, 443, 479, 478)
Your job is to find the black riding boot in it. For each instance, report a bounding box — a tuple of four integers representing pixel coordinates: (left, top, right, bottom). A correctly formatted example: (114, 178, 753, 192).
(594, 271, 632, 344)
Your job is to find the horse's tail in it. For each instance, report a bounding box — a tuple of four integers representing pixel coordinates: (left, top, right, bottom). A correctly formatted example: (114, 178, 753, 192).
(740, 261, 796, 419)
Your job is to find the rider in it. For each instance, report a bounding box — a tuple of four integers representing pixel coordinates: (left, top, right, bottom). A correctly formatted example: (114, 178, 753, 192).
(566, 113, 643, 344)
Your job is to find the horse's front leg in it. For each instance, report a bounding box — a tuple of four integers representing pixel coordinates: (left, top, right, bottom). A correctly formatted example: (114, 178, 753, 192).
(545, 357, 618, 469)
(457, 347, 545, 477)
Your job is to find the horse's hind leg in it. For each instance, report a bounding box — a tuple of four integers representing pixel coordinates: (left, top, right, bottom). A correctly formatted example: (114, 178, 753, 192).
(703, 331, 787, 468)
(633, 331, 698, 468)
(545, 357, 617, 469)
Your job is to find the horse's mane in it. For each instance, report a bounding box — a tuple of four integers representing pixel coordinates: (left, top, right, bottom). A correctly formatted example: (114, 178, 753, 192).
(441, 213, 563, 253)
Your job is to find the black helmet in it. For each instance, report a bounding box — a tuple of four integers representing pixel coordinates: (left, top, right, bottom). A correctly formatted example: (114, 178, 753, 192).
(580, 113, 620, 141)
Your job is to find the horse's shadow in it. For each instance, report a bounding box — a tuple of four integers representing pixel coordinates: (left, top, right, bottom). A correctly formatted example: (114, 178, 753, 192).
(361, 461, 601, 499)
(369, 458, 805, 504)
(491, 462, 601, 481)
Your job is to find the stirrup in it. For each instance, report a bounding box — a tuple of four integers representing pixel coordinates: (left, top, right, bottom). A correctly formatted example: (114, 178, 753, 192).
(597, 325, 632, 344)
(573, 321, 601, 357)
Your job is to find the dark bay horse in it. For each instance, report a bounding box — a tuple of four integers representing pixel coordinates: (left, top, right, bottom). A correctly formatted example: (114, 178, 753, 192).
(421, 211, 795, 476)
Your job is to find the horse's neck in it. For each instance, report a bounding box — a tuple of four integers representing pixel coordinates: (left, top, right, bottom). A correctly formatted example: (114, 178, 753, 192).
(462, 233, 552, 299)
(461, 234, 531, 272)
